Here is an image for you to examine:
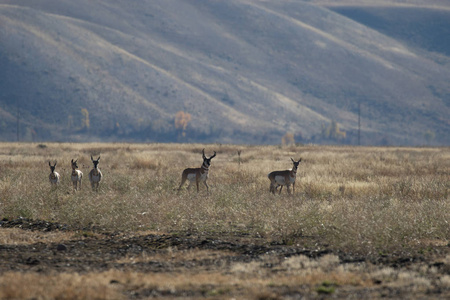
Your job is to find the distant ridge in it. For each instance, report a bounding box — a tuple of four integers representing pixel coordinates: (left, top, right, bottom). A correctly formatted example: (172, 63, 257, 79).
(1, 0, 449, 145)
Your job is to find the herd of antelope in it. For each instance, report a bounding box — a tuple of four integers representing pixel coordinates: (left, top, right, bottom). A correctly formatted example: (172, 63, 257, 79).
(48, 156, 103, 192)
(49, 149, 302, 194)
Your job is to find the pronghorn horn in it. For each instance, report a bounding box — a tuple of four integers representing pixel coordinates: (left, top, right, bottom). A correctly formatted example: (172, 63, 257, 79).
(71, 159, 74, 164)
(291, 158, 295, 163)
(202, 149, 206, 159)
(210, 151, 216, 159)
(91, 155, 94, 161)
(49, 161, 51, 167)
(97, 156, 100, 161)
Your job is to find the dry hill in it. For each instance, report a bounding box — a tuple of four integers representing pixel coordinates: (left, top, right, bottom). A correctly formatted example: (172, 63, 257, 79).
(1, 0, 449, 145)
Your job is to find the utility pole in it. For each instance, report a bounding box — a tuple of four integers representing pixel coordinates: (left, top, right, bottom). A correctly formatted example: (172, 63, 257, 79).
(16, 102, 20, 142)
(358, 100, 361, 146)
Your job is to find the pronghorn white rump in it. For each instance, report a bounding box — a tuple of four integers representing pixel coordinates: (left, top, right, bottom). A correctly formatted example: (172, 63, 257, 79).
(88, 156, 102, 191)
(71, 159, 83, 191)
(268, 158, 302, 194)
(48, 161, 60, 186)
(178, 149, 216, 193)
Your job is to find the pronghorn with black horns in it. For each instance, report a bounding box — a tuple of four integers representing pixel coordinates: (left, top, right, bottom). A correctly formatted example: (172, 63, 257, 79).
(177, 149, 216, 193)
(48, 161, 60, 186)
(71, 159, 83, 192)
(89, 156, 102, 191)
(268, 158, 302, 194)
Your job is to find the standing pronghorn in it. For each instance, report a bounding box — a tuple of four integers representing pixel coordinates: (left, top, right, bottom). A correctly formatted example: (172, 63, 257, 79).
(178, 149, 216, 193)
(89, 156, 102, 191)
(48, 161, 60, 186)
(71, 159, 83, 192)
(268, 158, 302, 194)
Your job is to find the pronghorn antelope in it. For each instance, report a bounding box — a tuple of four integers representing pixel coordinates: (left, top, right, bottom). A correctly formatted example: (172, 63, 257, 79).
(88, 156, 102, 191)
(71, 159, 83, 192)
(178, 149, 216, 193)
(268, 158, 302, 194)
(48, 161, 60, 186)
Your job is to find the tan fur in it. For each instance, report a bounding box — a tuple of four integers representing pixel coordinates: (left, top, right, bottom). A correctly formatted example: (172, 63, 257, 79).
(89, 156, 102, 192)
(178, 149, 216, 193)
(48, 161, 60, 186)
(268, 158, 301, 195)
(71, 159, 83, 192)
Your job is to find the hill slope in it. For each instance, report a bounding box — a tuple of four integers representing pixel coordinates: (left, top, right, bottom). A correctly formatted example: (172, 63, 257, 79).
(1, 0, 449, 145)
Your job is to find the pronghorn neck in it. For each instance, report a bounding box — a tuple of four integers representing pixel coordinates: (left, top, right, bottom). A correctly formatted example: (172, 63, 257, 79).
(201, 162, 209, 173)
(290, 166, 298, 176)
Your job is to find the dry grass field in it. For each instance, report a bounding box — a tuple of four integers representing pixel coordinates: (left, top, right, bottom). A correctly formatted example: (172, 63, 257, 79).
(0, 142, 449, 299)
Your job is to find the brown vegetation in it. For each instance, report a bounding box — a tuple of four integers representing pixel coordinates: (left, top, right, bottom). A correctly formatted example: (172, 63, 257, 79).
(0, 143, 449, 299)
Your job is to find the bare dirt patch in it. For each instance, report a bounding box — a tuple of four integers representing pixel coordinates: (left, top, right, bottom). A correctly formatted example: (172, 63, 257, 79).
(1, 218, 449, 299)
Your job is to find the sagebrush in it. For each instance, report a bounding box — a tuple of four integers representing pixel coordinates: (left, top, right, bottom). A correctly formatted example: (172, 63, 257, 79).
(0, 143, 448, 253)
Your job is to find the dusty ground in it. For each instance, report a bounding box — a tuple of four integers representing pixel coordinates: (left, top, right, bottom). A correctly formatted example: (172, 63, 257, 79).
(0, 218, 449, 299)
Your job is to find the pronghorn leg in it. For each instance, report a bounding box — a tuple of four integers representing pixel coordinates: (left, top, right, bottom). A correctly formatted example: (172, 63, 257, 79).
(196, 180, 200, 193)
(287, 185, 291, 195)
(273, 184, 278, 194)
(203, 181, 209, 193)
(177, 178, 187, 193)
(278, 185, 283, 195)
(292, 182, 295, 195)
(270, 181, 277, 194)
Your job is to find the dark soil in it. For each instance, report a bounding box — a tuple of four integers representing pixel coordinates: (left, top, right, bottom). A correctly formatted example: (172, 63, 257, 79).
(1, 218, 449, 299)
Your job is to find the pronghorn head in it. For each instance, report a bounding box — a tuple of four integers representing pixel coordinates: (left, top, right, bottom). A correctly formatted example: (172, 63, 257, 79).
(291, 158, 302, 171)
(91, 155, 100, 169)
(49, 161, 57, 173)
(202, 149, 216, 167)
(71, 159, 79, 170)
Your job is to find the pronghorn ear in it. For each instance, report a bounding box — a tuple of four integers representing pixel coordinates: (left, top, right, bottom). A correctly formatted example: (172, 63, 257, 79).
(71, 159, 74, 164)
(298, 158, 302, 163)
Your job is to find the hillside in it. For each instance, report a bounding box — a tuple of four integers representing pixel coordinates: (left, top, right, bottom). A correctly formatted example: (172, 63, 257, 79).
(1, 0, 449, 145)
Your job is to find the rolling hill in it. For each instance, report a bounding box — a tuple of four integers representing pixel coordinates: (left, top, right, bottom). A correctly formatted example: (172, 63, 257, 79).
(1, 0, 449, 145)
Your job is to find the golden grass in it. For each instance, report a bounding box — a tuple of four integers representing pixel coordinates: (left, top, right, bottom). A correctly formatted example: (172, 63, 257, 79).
(1, 253, 445, 299)
(0, 142, 449, 253)
(0, 271, 123, 300)
(0, 228, 76, 245)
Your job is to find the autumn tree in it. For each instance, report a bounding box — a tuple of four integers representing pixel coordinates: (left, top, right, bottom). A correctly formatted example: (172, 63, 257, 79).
(81, 108, 90, 130)
(281, 132, 295, 146)
(321, 120, 346, 141)
(175, 111, 192, 138)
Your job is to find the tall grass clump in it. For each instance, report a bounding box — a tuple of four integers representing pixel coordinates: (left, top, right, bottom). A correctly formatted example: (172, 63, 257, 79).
(0, 143, 448, 254)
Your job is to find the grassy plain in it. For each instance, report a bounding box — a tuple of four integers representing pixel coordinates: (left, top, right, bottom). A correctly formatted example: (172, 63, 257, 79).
(0, 142, 449, 299)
